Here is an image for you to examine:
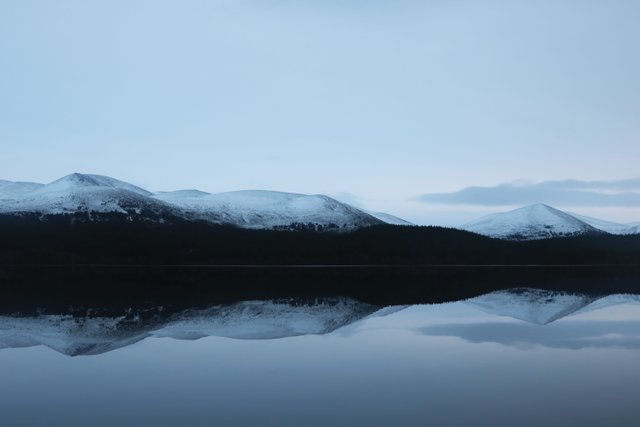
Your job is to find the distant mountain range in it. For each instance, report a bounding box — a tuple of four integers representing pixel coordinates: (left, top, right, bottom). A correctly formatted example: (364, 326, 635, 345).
(0, 173, 407, 231)
(1, 174, 638, 240)
(460, 203, 640, 240)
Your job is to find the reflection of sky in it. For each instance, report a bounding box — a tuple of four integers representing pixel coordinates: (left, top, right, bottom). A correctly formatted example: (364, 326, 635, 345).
(420, 320, 640, 350)
(1, 301, 640, 426)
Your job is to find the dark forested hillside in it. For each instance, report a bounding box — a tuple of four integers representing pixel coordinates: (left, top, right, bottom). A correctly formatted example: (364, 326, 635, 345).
(1, 214, 640, 314)
(1, 213, 640, 266)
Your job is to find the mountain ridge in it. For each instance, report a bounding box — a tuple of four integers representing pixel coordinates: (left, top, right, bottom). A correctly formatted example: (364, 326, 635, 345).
(0, 173, 395, 231)
(2, 175, 637, 237)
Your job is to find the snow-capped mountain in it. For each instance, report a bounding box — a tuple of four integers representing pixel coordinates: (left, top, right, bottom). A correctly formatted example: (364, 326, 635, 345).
(0, 173, 403, 230)
(0, 173, 181, 220)
(461, 203, 603, 240)
(153, 189, 383, 230)
(42, 173, 152, 197)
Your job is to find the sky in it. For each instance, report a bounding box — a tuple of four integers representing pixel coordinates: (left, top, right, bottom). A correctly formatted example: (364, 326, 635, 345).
(1, 0, 639, 225)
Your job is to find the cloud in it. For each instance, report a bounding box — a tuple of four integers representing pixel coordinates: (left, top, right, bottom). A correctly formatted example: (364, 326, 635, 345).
(416, 178, 640, 207)
(419, 321, 640, 350)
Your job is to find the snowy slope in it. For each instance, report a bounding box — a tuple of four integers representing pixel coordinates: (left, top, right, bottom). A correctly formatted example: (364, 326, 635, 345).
(0, 173, 179, 218)
(364, 210, 413, 225)
(461, 203, 602, 240)
(569, 212, 640, 235)
(153, 189, 383, 230)
(466, 288, 600, 325)
(0, 180, 44, 199)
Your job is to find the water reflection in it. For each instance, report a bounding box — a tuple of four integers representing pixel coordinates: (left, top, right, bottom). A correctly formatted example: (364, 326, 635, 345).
(465, 288, 601, 324)
(1, 289, 640, 427)
(1, 289, 639, 356)
(0, 298, 378, 356)
(420, 321, 640, 350)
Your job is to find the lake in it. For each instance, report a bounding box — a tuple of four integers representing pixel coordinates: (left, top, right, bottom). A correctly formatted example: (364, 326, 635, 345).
(1, 289, 639, 427)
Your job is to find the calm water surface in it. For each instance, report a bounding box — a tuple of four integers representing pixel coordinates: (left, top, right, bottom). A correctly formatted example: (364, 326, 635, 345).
(1, 292, 639, 427)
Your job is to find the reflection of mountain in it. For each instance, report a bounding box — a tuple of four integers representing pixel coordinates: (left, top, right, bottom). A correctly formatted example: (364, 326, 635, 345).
(417, 289, 640, 350)
(0, 299, 379, 356)
(571, 293, 640, 316)
(3, 290, 639, 356)
(466, 288, 640, 325)
(465, 288, 599, 325)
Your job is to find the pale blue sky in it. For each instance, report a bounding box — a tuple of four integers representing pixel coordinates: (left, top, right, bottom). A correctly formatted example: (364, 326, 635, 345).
(1, 1, 639, 224)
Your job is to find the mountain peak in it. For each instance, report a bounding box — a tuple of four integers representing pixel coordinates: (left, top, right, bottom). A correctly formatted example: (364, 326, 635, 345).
(516, 203, 559, 213)
(525, 202, 552, 209)
(461, 203, 601, 240)
(43, 173, 152, 196)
